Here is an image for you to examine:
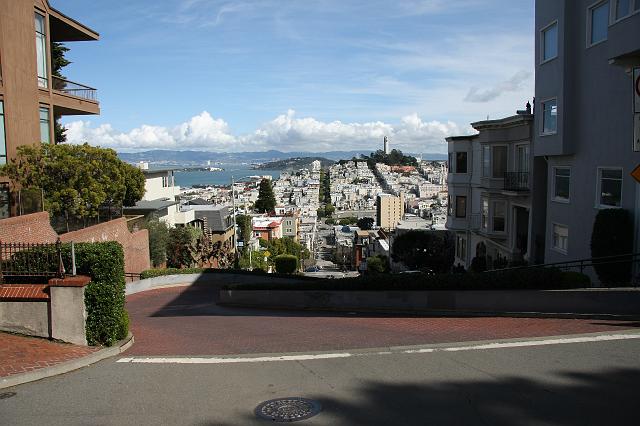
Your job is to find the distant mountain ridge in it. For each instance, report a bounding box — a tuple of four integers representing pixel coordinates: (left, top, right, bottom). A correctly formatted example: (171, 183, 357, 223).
(118, 150, 447, 165)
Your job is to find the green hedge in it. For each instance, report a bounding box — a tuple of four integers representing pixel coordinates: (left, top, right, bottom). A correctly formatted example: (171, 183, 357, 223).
(223, 268, 591, 291)
(5, 242, 128, 346)
(65, 242, 127, 346)
(274, 255, 298, 274)
(140, 268, 206, 279)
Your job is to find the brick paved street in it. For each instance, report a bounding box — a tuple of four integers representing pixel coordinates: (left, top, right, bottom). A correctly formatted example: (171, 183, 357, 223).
(0, 332, 99, 379)
(125, 283, 639, 356)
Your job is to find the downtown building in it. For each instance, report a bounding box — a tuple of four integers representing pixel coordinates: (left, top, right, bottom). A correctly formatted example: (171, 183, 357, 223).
(0, 0, 100, 218)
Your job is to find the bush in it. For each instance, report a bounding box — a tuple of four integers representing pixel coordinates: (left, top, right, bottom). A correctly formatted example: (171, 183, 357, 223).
(140, 268, 206, 279)
(143, 216, 169, 267)
(274, 255, 298, 274)
(224, 268, 590, 291)
(366, 255, 388, 274)
(117, 310, 130, 340)
(591, 208, 634, 285)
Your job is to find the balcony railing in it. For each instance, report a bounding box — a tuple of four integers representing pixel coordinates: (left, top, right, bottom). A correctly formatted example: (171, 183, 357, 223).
(503, 172, 529, 191)
(52, 76, 98, 102)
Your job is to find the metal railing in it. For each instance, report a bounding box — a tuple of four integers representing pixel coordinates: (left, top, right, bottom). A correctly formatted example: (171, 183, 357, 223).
(486, 253, 640, 287)
(503, 172, 529, 191)
(0, 239, 65, 283)
(52, 76, 98, 102)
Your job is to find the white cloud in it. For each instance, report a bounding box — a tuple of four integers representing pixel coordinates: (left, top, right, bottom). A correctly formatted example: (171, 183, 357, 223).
(464, 70, 532, 103)
(65, 110, 469, 154)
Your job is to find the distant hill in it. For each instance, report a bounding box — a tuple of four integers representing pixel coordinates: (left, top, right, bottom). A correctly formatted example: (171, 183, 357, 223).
(117, 149, 447, 166)
(253, 157, 334, 170)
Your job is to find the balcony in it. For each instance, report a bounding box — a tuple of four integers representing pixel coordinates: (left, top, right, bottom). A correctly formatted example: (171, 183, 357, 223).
(503, 172, 529, 192)
(53, 77, 97, 102)
(52, 76, 99, 116)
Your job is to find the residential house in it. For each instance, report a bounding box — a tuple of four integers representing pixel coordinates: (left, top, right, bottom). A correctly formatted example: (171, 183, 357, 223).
(1, 0, 100, 217)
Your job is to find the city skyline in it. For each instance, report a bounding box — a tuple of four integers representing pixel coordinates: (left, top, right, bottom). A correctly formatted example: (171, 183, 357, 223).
(56, 0, 535, 153)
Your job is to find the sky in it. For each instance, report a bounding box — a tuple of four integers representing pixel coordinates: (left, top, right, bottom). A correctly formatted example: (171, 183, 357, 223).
(56, 0, 535, 154)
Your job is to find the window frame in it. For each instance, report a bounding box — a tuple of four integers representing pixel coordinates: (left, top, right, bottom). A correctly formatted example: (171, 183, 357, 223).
(595, 167, 623, 208)
(540, 98, 558, 136)
(0, 100, 6, 166)
(455, 152, 468, 174)
(456, 235, 467, 261)
(586, 1, 610, 48)
(35, 11, 49, 89)
(481, 145, 490, 177)
(540, 20, 559, 64)
(39, 105, 51, 144)
(552, 166, 571, 203)
(611, 0, 640, 22)
(491, 200, 507, 233)
(455, 195, 467, 219)
(551, 223, 569, 254)
(481, 198, 489, 230)
(491, 145, 508, 179)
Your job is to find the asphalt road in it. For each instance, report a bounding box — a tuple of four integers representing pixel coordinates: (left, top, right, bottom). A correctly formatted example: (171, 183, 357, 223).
(3, 335, 639, 425)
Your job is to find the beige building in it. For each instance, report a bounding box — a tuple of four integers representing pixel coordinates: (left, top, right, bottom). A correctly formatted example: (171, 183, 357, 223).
(376, 193, 404, 230)
(0, 0, 99, 218)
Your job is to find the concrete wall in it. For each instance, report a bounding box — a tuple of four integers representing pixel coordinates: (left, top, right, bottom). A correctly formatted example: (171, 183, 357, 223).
(50, 286, 87, 345)
(0, 300, 49, 337)
(220, 289, 640, 318)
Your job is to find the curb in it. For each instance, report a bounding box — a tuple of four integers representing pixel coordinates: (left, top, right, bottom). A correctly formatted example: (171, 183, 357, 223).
(0, 332, 134, 390)
(218, 302, 640, 321)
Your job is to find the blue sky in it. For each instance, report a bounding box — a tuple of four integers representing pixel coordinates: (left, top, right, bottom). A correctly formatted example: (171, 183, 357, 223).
(58, 0, 534, 153)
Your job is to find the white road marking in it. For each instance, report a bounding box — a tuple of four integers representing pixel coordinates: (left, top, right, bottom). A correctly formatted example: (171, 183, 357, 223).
(117, 333, 640, 364)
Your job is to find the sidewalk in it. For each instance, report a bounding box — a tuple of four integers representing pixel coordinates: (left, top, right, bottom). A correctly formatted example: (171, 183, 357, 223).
(0, 332, 98, 379)
(0, 331, 133, 389)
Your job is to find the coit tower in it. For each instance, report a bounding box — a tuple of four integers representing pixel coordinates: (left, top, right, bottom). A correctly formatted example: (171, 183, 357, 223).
(383, 136, 390, 154)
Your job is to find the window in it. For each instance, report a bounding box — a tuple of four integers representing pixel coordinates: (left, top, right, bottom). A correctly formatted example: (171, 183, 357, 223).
(482, 146, 490, 177)
(35, 13, 48, 88)
(455, 196, 466, 218)
(589, 2, 609, 46)
(517, 145, 530, 173)
(0, 183, 8, 219)
(447, 194, 453, 217)
(455, 152, 467, 174)
(481, 199, 489, 230)
(553, 167, 571, 202)
(492, 201, 506, 232)
(492, 146, 507, 178)
(614, 0, 632, 19)
(456, 236, 467, 261)
(598, 168, 622, 207)
(448, 153, 454, 171)
(39, 107, 50, 144)
(552, 224, 568, 253)
(541, 22, 558, 62)
(636, 0, 640, 11)
(0, 101, 6, 165)
(542, 99, 557, 134)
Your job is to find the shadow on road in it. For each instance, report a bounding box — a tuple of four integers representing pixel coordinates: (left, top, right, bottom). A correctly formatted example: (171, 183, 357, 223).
(221, 367, 640, 425)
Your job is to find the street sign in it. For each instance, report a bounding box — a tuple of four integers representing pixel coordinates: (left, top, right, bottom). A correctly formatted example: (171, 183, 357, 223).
(635, 67, 640, 114)
(631, 164, 640, 184)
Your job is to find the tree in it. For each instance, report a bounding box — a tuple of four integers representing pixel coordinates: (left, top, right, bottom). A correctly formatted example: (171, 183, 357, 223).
(339, 216, 358, 226)
(166, 226, 202, 268)
(591, 209, 633, 285)
(0, 143, 146, 230)
(324, 203, 335, 217)
(51, 42, 71, 144)
(236, 214, 252, 244)
(254, 178, 276, 213)
(366, 255, 388, 274)
(357, 217, 374, 230)
(391, 230, 454, 273)
(144, 216, 169, 267)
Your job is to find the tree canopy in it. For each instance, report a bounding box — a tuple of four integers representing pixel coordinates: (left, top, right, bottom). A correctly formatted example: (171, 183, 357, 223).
(254, 178, 276, 213)
(391, 230, 454, 273)
(361, 149, 418, 167)
(0, 143, 145, 225)
(236, 214, 253, 244)
(357, 217, 375, 230)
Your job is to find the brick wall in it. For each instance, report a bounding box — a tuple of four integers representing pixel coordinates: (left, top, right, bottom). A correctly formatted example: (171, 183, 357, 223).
(59, 218, 151, 274)
(0, 213, 151, 274)
(0, 212, 58, 244)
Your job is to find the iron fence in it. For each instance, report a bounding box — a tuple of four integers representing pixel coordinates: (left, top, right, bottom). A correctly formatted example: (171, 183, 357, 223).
(0, 239, 65, 284)
(52, 76, 98, 102)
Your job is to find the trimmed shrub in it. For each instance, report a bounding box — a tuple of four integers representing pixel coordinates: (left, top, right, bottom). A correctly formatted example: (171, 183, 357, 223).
(223, 268, 590, 291)
(140, 268, 206, 279)
(274, 255, 298, 274)
(591, 208, 634, 285)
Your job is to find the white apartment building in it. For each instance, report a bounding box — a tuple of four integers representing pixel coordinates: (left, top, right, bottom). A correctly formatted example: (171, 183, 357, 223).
(446, 111, 534, 270)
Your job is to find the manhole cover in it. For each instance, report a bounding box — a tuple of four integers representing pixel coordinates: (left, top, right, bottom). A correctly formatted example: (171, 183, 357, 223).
(0, 392, 16, 400)
(255, 397, 321, 422)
